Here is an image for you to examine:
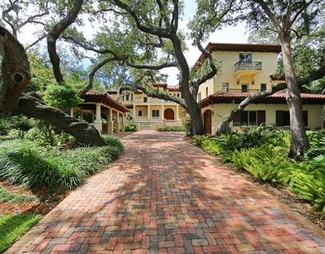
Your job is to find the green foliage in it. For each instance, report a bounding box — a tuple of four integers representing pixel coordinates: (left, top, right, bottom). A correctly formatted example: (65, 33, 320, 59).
(43, 82, 82, 110)
(0, 118, 9, 136)
(305, 130, 325, 159)
(125, 123, 137, 132)
(0, 186, 36, 203)
(0, 213, 42, 253)
(157, 126, 185, 132)
(0, 139, 124, 191)
(290, 169, 325, 215)
(194, 128, 325, 214)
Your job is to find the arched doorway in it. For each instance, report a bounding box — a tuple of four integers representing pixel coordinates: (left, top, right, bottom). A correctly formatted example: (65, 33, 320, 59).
(204, 110, 212, 134)
(164, 108, 175, 120)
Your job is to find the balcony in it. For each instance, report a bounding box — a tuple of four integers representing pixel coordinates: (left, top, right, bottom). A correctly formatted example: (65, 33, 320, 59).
(220, 88, 264, 94)
(234, 61, 262, 79)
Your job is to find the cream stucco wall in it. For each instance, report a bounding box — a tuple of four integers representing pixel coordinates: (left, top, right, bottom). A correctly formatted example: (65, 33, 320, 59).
(198, 50, 279, 99)
(205, 103, 324, 133)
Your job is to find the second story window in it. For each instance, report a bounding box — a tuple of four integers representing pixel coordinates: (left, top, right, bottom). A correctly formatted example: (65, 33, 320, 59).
(144, 97, 147, 103)
(239, 53, 252, 63)
(241, 84, 248, 92)
(261, 83, 267, 92)
(222, 82, 229, 92)
(206, 87, 209, 97)
(152, 110, 159, 117)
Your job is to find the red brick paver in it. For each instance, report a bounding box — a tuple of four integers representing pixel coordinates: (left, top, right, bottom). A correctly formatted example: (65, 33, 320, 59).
(7, 131, 325, 253)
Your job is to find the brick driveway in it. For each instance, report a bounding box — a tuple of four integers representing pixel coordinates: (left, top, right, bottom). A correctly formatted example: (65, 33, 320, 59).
(7, 131, 325, 253)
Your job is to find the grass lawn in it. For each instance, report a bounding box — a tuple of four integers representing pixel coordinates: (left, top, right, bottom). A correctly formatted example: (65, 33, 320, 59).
(0, 213, 42, 253)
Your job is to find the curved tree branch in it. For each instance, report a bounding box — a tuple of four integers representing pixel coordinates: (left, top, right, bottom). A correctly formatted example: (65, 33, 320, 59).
(84, 56, 122, 93)
(111, 0, 171, 38)
(124, 83, 188, 110)
(17, 94, 104, 146)
(47, 0, 83, 83)
(215, 83, 287, 135)
(126, 61, 177, 70)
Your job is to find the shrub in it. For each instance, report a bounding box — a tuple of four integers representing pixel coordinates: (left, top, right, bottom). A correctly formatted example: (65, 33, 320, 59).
(0, 121, 9, 136)
(158, 126, 185, 132)
(125, 123, 137, 132)
(193, 128, 325, 214)
(290, 169, 325, 215)
(0, 139, 124, 191)
(305, 130, 325, 160)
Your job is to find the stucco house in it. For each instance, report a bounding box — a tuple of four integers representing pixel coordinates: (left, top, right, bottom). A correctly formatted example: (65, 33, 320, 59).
(72, 91, 129, 134)
(108, 84, 187, 130)
(195, 43, 325, 134)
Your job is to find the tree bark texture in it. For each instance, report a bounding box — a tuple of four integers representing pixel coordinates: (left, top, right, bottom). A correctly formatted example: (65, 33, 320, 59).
(171, 34, 205, 135)
(0, 26, 30, 112)
(17, 94, 105, 146)
(281, 39, 309, 159)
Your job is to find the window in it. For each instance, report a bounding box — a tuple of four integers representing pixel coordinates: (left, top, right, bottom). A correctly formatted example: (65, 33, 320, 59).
(176, 93, 180, 97)
(233, 111, 266, 126)
(143, 97, 147, 102)
(260, 83, 267, 92)
(276, 111, 308, 127)
(222, 82, 229, 92)
(239, 53, 252, 63)
(152, 110, 159, 117)
(125, 94, 130, 101)
(197, 92, 201, 101)
(241, 84, 248, 92)
(206, 87, 209, 97)
(138, 110, 143, 117)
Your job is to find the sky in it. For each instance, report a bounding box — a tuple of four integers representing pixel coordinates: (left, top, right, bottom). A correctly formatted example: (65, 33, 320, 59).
(17, 1, 249, 86)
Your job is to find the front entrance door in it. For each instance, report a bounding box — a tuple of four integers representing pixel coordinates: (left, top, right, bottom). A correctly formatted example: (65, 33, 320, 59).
(204, 110, 212, 134)
(164, 108, 174, 120)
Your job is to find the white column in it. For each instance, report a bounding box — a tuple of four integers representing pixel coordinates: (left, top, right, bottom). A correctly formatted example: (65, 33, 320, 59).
(161, 105, 164, 120)
(121, 114, 126, 132)
(117, 111, 120, 133)
(70, 108, 74, 117)
(94, 103, 102, 133)
(133, 104, 136, 120)
(147, 105, 151, 121)
(176, 105, 180, 120)
(108, 108, 113, 134)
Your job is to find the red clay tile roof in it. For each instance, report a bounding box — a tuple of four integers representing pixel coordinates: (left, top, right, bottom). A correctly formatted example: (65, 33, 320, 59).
(81, 91, 129, 112)
(199, 91, 325, 108)
(194, 43, 282, 69)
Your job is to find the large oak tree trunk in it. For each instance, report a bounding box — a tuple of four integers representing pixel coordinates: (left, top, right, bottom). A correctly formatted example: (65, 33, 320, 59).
(172, 35, 205, 136)
(0, 26, 105, 146)
(0, 27, 30, 111)
(281, 39, 309, 159)
(17, 94, 105, 146)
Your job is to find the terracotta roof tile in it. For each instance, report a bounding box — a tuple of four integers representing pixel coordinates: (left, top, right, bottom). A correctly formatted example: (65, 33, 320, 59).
(81, 91, 129, 112)
(199, 91, 325, 108)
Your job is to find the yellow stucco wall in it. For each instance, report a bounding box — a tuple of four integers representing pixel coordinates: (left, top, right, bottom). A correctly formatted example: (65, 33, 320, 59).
(198, 50, 279, 99)
(204, 103, 324, 133)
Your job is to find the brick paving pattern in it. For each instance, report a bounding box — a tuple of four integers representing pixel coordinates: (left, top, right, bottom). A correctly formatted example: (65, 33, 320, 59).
(7, 131, 325, 253)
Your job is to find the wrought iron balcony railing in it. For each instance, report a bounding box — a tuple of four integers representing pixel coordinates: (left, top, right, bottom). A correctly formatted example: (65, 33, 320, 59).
(234, 61, 262, 71)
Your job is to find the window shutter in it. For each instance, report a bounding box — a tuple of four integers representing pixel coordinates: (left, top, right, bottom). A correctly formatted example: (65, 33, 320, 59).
(257, 110, 266, 125)
(276, 111, 283, 126)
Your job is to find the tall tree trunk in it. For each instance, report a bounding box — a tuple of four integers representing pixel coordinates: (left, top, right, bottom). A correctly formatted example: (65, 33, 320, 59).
(171, 34, 205, 136)
(281, 38, 309, 159)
